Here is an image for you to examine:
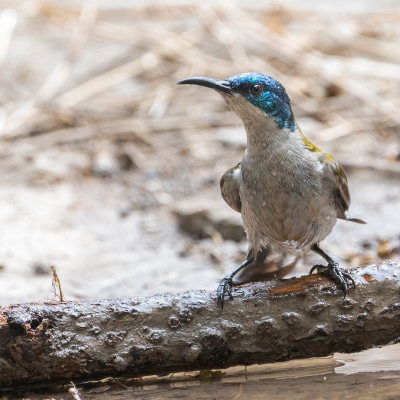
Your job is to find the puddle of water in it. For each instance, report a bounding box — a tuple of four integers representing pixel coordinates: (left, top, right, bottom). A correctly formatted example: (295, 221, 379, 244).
(334, 343, 400, 375)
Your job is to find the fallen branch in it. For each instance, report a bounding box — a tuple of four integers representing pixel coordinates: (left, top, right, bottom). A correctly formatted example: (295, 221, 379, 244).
(1, 262, 400, 388)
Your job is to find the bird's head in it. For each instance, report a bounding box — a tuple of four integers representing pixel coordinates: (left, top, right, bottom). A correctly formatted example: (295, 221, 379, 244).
(177, 72, 295, 132)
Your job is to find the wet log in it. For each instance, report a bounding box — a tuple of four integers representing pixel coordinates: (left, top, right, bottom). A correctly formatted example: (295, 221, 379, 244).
(1, 262, 400, 388)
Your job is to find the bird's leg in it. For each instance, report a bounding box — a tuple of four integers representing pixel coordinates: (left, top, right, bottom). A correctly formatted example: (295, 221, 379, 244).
(217, 251, 255, 309)
(310, 243, 355, 296)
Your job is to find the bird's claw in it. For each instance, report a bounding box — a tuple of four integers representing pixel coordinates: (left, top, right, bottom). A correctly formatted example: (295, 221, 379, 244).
(216, 277, 233, 309)
(310, 262, 355, 297)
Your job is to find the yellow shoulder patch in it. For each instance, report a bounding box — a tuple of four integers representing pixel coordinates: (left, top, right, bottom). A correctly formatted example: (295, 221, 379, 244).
(296, 122, 321, 153)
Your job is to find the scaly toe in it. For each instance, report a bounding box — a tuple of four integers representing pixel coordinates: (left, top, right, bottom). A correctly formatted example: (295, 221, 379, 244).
(328, 262, 355, 297)
(342, 272, 356, 287)
(216, 277, 233, 309)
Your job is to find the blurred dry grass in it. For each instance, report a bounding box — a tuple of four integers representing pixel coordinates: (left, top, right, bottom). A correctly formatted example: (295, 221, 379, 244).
(1, 1, 400, 161)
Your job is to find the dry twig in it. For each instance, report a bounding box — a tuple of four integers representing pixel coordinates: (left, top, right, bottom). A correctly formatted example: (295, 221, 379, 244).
(51, 265, 65, 302)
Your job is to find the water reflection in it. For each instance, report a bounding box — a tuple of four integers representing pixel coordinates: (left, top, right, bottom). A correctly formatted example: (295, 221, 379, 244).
(4, 345, 400, 399)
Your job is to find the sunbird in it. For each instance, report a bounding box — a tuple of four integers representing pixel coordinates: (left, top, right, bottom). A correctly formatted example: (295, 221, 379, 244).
(177, 73, 365, 309)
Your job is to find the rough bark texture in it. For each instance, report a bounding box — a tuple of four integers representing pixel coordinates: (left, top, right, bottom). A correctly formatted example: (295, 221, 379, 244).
(1, 262, 400, 388)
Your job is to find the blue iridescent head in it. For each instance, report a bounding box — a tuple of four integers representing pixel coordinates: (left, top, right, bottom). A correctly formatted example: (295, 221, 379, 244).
(177, 72, 295, 131)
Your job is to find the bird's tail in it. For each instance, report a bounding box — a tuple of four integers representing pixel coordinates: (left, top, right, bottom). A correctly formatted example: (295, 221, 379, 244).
(347, 216, 367, 224)
(232, 244, 299, 285)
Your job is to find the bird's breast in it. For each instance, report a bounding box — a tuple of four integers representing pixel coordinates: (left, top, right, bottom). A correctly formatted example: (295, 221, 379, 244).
(239, 144, 336, 249)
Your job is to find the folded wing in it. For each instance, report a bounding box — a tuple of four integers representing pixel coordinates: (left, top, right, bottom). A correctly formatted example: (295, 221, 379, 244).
(319, 152, 366, 224)
(220, 163, 242, 213)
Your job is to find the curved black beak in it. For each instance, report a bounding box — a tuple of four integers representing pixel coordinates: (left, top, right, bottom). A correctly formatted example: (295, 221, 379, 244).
(176, 77, 232, 94)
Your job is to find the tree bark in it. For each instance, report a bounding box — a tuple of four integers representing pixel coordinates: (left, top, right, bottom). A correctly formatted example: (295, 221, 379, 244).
(1, 262, 400, 388)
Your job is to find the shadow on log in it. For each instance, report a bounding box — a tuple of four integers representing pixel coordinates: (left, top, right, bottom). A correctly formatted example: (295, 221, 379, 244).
(1, 262, 400, 388)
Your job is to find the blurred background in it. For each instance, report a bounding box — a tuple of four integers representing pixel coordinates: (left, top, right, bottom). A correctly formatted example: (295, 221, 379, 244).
(0, 0, 400, 305)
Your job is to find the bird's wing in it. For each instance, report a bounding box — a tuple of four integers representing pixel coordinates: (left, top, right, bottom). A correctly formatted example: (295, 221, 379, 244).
(319, 153, 350, 216)
(220, 163, 242, 213)
(318, 152, 366, 224)
(296, 122, 365, 224)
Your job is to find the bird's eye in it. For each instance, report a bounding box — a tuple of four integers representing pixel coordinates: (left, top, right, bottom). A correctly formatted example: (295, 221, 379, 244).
(250, 83, 263, 96)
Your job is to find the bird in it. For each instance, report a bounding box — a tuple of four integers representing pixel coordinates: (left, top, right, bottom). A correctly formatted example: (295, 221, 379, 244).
(177, 72, 366, 309)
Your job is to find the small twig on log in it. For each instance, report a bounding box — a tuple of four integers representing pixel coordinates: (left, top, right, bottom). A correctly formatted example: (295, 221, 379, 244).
(1, 262, 400, 389)
(51, 265, 65, 302)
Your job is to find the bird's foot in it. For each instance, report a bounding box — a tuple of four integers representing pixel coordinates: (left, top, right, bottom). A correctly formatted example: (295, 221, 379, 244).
(216, 276, 233, 309)
(309, 262, 355, 297)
